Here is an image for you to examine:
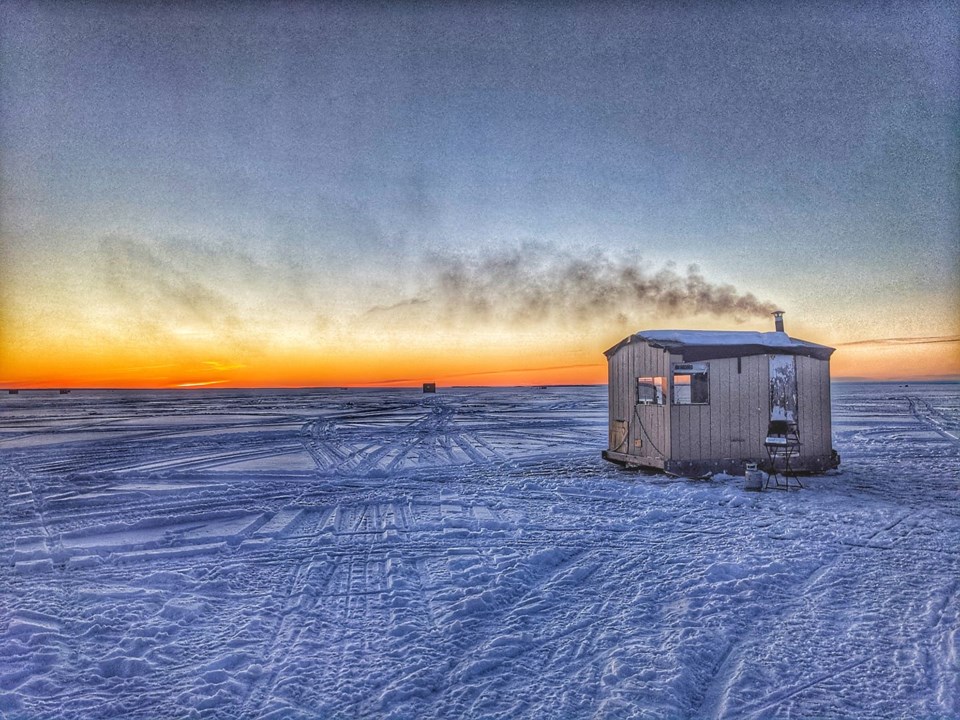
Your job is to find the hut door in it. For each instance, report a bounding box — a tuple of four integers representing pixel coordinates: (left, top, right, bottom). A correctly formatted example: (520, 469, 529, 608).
(769, 355, 798, 422)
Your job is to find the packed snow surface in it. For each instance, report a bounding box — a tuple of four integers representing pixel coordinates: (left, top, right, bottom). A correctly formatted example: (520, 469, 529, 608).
(0, 384, 957, 719)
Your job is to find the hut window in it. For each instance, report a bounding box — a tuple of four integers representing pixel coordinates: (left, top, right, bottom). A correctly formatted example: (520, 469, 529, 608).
(636, 376, 666, 405)
(672, 363, 710, 405)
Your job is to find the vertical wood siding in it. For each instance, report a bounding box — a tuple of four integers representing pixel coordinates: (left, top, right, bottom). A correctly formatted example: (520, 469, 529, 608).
(744, 354, 764, 459)
(669, 353, 684, 459)
(607, 340, 670, 462)
(821, 359, 833, 453)
(795, 354, 833, 459)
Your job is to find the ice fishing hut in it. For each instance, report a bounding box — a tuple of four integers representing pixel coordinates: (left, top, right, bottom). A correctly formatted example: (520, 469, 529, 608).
(602, 312, 839, 476)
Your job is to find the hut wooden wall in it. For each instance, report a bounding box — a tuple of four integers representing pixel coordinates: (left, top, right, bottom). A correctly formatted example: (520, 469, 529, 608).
(668, 353, 832, 465)
(796, 354, 833, 459)
(607, 340, 671, 465)
(669, 355, 770, 464)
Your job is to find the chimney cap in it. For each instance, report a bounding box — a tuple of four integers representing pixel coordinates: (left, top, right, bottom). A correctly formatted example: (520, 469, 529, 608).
(772, 310, 786, 333)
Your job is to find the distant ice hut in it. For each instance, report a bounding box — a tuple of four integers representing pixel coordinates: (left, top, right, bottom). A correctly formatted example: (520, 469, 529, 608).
(602, 312, 839, 476)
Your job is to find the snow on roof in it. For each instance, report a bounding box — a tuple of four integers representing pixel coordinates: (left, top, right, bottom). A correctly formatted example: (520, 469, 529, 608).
(639, 329, 825, 348)
(605, 329, 835, 360)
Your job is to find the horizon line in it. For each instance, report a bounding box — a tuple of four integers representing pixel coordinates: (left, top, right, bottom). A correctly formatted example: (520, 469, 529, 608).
(2, 376, 959, 392)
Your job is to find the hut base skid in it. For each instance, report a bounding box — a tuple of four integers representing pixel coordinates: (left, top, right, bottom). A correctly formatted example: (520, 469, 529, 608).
(602, 313, 841, 479)
(601, 449, 840, 478)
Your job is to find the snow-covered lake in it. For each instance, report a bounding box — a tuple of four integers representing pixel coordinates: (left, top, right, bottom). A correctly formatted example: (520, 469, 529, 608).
(1, 384, 957, 719)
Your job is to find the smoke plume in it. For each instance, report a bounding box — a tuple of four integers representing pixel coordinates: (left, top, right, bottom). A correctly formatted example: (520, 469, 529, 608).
(371, 244, 777, 327)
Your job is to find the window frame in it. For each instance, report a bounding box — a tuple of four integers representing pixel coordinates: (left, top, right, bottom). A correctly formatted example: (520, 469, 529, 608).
(636, 375, 667, 406)
(672, 362, 710, 405)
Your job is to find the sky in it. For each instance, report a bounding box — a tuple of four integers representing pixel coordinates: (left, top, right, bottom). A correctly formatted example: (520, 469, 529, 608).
(1, 1, 957, 387)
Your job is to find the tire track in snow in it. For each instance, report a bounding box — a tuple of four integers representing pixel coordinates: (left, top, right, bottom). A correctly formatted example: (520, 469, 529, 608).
(735, 657, 871, 719)
(697, 503, 943, 720)
(241, 555, 339, 717)
(694, 552, 845, 719)
(907, 396, 959, 442)
(296, 393, 604, 478)
(925, 578, 960, 718)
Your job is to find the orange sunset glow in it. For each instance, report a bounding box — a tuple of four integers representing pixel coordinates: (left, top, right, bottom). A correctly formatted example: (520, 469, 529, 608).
(2, 314, 958, 389)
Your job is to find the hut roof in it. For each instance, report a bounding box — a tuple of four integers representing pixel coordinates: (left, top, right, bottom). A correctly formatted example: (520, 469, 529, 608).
(604, 330, 835, 361)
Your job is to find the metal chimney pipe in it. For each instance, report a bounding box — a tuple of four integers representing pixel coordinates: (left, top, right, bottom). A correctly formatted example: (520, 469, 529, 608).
(772, 310, 785, 333)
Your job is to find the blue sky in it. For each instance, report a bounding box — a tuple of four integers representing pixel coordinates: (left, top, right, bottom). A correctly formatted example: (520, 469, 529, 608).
(1, 1, 957, 384)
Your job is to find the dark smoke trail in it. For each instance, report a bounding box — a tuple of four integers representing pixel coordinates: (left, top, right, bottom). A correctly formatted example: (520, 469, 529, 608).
(370, 244, 777, 326)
